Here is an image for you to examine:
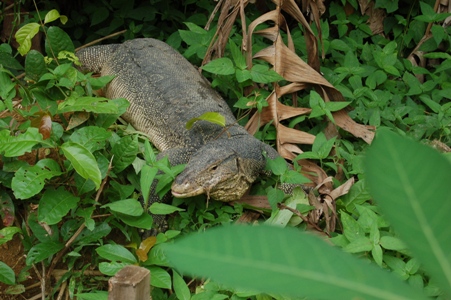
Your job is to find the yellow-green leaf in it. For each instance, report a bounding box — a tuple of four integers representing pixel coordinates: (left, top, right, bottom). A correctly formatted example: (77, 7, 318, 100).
(186, 112, 226, 130)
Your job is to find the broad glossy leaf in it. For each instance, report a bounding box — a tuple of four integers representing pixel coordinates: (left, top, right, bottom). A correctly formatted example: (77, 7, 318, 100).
(98, 262, 129, 276)
(25, 50, 47, 81)
(149, 203, 184, 215)
(96, 244, 137, 264)
(61, 141, 101, 189)
(0, 227, 21, 246)
(0, 128, 44, 157)
(117, 212, 153, 229)
(26, 241, 64, 265)
(164, 225, 426, 299)
(102, 199, 143, 216)
(15, 23, 40, 55)
(69, 126, 111, 152)
(140, 164, 158, 206)
(112, 135, 139, 173)
(148, 266, 171, 289)
(12, 159, 63, 199)
(0, 261, 15, 285)
(250, 64, 284, 83)
(202, 57, 234, 75)
(58, 96, 121, 114)
(74, 292, 108, 300)
(364, 128, 451, 296)
(45, 26, 74, 55)
(74, 222, 111, 245)
(38, 187, 80, 225)
(173, 270, 190, 300)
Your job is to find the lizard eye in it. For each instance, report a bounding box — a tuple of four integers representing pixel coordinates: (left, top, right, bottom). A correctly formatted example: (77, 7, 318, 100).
(210, 165, 218, 171)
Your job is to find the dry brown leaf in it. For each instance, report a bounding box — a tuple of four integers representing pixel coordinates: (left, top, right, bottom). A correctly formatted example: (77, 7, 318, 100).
(333, 110, 375, 144)
(39, 114, 52, 140)
(66, 112, 90, 131)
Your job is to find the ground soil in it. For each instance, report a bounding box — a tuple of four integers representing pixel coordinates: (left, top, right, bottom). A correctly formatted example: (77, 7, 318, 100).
(0, 234, 41, 299)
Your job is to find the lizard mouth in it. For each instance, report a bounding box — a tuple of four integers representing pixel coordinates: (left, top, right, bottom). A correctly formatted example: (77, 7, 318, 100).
(171, 184, 205, 198)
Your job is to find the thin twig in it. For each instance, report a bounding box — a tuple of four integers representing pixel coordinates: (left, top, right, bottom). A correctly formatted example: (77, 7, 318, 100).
(40, 263, 45, 300)
(75, 30, 127, 51)
(46, 157, 114, 279)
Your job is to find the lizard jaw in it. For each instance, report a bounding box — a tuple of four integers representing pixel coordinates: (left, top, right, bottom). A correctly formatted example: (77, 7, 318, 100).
(171, 184, 205, 198)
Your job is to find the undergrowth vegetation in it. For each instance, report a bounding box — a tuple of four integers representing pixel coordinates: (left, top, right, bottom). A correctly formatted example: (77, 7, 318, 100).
(0, 0, 450, 299)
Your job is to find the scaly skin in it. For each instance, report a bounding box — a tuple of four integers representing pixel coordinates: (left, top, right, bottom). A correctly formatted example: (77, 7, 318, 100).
(76, 38, 287, 228)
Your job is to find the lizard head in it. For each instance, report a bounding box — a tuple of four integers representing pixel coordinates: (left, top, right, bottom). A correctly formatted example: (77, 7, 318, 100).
(171, 142, 262, 202)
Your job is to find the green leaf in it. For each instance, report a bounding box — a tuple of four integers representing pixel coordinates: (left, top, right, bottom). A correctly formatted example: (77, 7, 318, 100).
(26, 241, 64, 265)
(0, 261, 15, 285)
(44, 9, 64, 24)
(343, 237, 373, 253)
(186, 112, 226, 130)
(45, 26, 74, 56)
(58, 96, 122, 114)
(0, 128, 44, 157)
(61, 141, 101, 189)
(98, 262, 129, 276)
(325, 101, 351, 112)
(266, 187, 285, 210)
(69, 126, 111, 152)
(12, 159, 62, 199)
(265, 156, 288, 176)
(75, 292, 108, 300)
(280, 170, 311, 185)
(380, 236, 407, 251)
(88, 75, 115, 90)
(164, 225, 427, 299)
(173, 270, 191, 300)
(140, 165, 158, 206)
(202, 58, 235, 75)
(312, 132, 336, 159)
(15, 23, 40, 56)
(38, 187, 80, 225)
(0, 227, 21, 246)
(102, 199, 143, 216)
(96, 244, 137, 264)
(0, 50, 24, 70)
(250, 64, 284, 83)
(112, 135, 139, 173)
(149, 203, 184, 215)
(25, 50, 47, 81)
(364, 128, 451, 296)
(229, 40, 246, 70)
(148, 266, 171, 289)
(74, 222, 111, 245)
(340, 211, 365, 242)
(117, 212, 153, 230)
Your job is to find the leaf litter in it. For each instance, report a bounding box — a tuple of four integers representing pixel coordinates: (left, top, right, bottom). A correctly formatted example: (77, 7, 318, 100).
(204, 0, 375, 234)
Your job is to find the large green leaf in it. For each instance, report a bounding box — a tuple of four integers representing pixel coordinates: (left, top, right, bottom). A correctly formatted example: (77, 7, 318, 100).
(0, 261, 15, 285)
(96, 244, 137, 264)
(101, 199, 143, 216)
(25, 50, 47, 81)
(202, 58, 235, 75)
(61, 141, 101, 189)
(164, 225, 427, 300)
(38, 187, 80, 225)
(45, 26, 74, 56)
(12, 159, 63, 199)
(0, 128, 45, 157)
(364, 128, 451, 297)
(112, 135, 139, 173)
(26, 241, 64, 265)
(15, 23, 40, 55)
(58, 96, 123, 114)
(69, 126, 111, 152)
